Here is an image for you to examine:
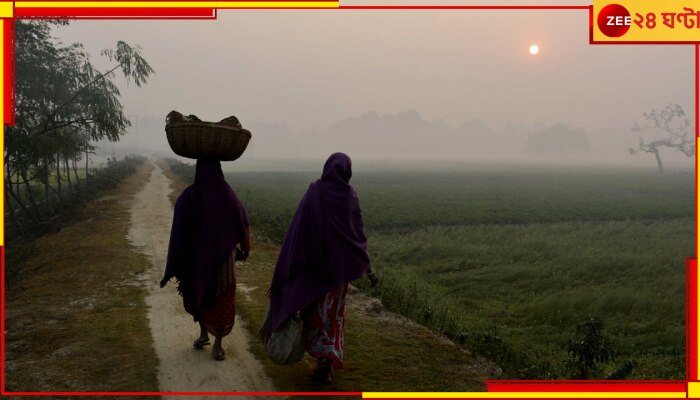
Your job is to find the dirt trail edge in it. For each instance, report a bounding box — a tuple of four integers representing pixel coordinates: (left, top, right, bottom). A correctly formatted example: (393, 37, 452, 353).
(127, 161, 275, 396)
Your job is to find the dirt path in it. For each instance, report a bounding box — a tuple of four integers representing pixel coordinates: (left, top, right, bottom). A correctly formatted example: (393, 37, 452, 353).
(127, 161, 275, 397)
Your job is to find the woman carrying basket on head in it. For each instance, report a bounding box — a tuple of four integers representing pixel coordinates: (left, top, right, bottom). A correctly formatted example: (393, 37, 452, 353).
(161, 158, 251, 361)
(265, 152, 378, 384)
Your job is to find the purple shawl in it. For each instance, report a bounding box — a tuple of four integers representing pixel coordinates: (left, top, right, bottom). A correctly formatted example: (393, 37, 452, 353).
(161, 159, 250, 321)
(268, 153, 371, 332)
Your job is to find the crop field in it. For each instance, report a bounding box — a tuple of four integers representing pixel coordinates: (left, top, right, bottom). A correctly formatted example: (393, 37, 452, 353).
(221, 165, 693, 380)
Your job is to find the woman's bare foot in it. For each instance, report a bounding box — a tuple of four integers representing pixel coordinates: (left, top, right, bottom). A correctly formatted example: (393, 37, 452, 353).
(311, 358, 332, 384)
(194, 321, 210, 349)
(212, 336, 225, 360)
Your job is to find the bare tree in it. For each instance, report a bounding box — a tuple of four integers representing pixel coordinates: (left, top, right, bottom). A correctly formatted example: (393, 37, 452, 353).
(629, 104, 693, 173)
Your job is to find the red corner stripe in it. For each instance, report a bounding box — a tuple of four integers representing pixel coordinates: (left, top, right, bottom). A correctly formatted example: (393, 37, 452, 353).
(3, 19, 14, 126)
(15, 7, 216, 18)
(689, 258, 698, 381)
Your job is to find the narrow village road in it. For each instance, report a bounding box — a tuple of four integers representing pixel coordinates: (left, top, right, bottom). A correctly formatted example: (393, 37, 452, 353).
(127, 161, 275, 398)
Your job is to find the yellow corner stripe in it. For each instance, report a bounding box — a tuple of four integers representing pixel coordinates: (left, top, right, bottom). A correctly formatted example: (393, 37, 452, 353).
(0, 2, 13, 17)
(362, 393, 687, 399)
(15, 1, 338, 8)
(689, 382, 700, 398)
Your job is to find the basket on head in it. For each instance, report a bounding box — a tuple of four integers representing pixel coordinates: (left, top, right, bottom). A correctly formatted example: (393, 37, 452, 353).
(165, 113, 252, 161)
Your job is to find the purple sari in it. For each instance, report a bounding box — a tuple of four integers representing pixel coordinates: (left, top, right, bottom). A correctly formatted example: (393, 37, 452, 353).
(268, 153, 371, 333)
(161, 159, 250, 321)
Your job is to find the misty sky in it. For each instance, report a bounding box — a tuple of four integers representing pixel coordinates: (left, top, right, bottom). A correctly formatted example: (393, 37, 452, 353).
(52, 2, 696, 165)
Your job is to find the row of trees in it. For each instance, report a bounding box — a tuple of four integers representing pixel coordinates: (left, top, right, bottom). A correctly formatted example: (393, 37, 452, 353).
(5, 20, 154, 231)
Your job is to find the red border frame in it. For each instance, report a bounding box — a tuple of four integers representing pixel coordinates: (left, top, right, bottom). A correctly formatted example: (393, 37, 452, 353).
(485, 382, 688, 392)
(1, 1, 698, 397)
(689, 258, 698, 382)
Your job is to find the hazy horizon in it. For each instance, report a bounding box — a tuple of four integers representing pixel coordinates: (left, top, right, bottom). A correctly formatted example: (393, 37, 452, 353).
(52, 5, 695, 170)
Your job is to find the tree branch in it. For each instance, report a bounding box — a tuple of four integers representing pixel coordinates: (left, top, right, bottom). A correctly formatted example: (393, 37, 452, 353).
(40, 62, 123, 134)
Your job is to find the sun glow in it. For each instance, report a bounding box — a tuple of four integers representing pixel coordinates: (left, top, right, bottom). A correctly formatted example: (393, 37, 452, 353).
(529, 44, 539, 55)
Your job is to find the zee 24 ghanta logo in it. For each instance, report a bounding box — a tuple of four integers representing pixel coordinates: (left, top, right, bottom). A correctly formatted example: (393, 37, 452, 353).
(596, 2, 700, 38)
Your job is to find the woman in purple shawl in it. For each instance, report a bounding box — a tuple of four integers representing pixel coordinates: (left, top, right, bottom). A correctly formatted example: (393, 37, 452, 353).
(161, 159, 251, 361)
(267, 152, 378, 384)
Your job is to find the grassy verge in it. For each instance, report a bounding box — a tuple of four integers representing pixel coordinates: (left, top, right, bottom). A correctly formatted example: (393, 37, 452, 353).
(161, 158, 501, 392)
(6, 156, 148, 286)
(5, 162, 159, 393)
(235, 249, 499, 392)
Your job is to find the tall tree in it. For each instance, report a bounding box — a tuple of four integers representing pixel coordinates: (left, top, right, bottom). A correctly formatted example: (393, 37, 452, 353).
(629, 104, 693, 173)
(6, 20, 154, 228)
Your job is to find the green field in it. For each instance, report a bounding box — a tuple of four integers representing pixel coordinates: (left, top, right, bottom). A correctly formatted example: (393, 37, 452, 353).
(221, 165, 693, 380)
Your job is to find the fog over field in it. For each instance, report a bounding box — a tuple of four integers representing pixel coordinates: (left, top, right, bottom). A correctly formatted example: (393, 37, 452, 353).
(55, 4, 695, 170)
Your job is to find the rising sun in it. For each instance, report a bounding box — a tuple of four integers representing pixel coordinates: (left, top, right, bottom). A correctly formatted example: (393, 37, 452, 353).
(529, 44, 540, 55)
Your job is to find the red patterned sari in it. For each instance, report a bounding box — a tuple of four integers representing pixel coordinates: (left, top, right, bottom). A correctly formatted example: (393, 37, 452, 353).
(301, 284, 349, 369)
(201, 253, 237, 337)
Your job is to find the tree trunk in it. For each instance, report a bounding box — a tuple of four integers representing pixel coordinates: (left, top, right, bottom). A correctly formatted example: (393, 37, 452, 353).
(46, 179, 62, 199)
(21, 170, 42, 219)
(43, 174, 51, 211)
(5, 172, 21, 203)
(5, 183, 22, 234)
(73, 158, 81, 183)
(13, 169, 38, 221)
(85, 148, 89, 178)
(56, 153, 62, 196)
(40, 157, 58, 210)
(5, 172, 33, 225)
(64, 156, 73, 191)
(652, 147, 664, 174)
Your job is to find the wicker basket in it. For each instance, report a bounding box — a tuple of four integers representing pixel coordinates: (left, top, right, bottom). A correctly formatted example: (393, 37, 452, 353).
(166, 122, 252, 161)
